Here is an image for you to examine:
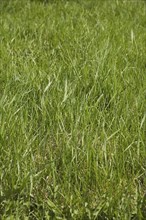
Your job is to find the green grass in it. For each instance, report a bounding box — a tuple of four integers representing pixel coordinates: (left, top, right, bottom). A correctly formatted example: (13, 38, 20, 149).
(0, 0, 146, 219)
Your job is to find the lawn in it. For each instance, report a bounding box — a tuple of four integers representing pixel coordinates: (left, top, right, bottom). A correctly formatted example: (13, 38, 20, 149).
(0, 0, 146, 219)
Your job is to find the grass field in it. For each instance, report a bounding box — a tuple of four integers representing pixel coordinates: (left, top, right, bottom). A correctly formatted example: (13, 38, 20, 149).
(0, 0, 146, 219)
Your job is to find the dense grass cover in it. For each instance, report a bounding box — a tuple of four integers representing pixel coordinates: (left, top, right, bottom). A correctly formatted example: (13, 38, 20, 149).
(0, 0, 146, 219)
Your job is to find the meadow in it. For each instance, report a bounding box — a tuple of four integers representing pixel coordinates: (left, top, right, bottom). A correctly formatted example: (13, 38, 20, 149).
(0, 0, 146, 219)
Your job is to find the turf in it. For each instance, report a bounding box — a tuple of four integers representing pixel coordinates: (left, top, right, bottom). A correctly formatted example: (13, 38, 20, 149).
(0, 0, 146, 219)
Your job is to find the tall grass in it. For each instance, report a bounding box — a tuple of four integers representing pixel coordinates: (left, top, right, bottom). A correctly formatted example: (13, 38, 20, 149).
(0, 0, 146, 219)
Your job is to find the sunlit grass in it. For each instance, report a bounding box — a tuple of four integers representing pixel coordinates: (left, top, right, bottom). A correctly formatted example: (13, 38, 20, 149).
(0, 0, 146, 219)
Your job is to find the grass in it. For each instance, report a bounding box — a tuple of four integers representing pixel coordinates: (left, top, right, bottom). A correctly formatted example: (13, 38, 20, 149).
(0, 0, 146, 219)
